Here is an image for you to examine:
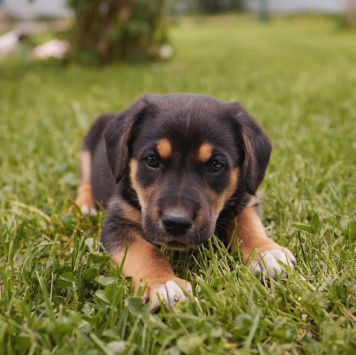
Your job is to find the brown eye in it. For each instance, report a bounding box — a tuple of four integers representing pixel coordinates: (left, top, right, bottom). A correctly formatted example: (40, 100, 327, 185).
(145, 154, 160, 168)
(209, 159, 224, 173)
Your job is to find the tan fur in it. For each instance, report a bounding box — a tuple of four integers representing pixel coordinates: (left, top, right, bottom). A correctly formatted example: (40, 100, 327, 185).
(246, 195, 259, 208)
(75, 150, 95, 208)
(110, 237, 178, 291)
(198, 143, 213, 163)
(80, 150, 92, 183)
(156, 138, 172, 159)
(129, 159, 154, 209)
(122, 201, 142, 225)
(229, 205, 281, 262)
(75, 183, 96, 208)
(210, 168, 240, 215)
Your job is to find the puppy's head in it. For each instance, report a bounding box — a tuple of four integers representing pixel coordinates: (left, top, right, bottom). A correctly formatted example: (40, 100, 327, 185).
(105, 94, 271, 249)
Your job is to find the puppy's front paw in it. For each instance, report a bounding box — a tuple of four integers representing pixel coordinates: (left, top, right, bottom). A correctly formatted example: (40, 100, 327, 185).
(249, 246, 296, 278)
(75, 183, 96, 215)
(143, 278, 192, 310)
(80, 205, 97, 216)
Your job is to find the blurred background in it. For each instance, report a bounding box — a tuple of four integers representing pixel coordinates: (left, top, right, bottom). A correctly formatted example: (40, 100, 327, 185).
(0, 0, 355, 63)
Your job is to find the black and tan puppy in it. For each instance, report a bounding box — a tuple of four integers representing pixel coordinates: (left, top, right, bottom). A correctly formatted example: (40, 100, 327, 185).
(75, 94, 296, 308)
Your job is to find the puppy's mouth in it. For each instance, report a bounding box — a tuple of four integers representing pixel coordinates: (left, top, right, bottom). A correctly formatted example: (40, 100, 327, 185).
(162, 240, 197, 250)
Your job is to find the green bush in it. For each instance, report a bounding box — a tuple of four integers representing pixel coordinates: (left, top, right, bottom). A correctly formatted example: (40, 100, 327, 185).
(69, 0, 167, 64)
(197, 0, 245, 13)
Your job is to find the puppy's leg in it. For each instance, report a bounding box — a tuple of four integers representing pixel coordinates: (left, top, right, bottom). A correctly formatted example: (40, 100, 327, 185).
(230, 197, 296, 278)
(103, 200, 192, 309)
(112, 238, 192, 309)
(76, 113, 116, 213)
(75, 150, 97, 215)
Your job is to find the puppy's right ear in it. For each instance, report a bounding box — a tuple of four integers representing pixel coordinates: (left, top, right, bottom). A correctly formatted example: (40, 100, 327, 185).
(227, 102, 272, 195)
(104, 98, 147, 183)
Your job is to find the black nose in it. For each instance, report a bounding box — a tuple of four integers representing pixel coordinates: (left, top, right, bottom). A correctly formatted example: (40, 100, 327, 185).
(161, 211, 192, 236)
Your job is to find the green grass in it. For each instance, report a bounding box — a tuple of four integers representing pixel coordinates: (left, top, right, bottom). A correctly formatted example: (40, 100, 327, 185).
(0, 15, 355, 354)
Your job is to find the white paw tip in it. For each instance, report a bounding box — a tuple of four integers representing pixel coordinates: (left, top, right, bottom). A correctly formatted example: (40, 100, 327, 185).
(250, 249, 296, 278)
(149, 280, 192, 310)
(81, 205, 97, 216)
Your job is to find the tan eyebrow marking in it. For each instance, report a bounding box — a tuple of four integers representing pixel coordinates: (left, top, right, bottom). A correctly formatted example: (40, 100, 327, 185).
(156, 138, 172, 159)
(198, 143, 214, 163)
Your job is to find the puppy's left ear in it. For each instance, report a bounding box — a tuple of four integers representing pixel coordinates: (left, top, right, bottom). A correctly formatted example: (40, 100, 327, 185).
(229, 103, 272, 195)
(104, 97, 148, 183)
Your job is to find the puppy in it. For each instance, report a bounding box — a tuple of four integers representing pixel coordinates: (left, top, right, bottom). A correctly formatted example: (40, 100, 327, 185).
(75, 94, 296, 308)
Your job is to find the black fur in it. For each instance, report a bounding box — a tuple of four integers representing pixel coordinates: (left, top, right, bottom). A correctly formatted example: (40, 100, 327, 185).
(83, 113, 116, 153)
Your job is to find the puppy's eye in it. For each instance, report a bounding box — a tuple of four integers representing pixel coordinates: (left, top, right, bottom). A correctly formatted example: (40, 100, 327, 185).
(209, 159, 224, 173)
(145, 154, 160, 168)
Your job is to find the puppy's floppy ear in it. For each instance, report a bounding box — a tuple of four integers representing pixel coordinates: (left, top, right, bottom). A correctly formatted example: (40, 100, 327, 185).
(229, 103, 272, 195)
(104, 97, 148, 183)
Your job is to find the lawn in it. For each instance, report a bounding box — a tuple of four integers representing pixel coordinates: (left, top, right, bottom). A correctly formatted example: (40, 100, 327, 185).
(0, 15, 355, 354)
